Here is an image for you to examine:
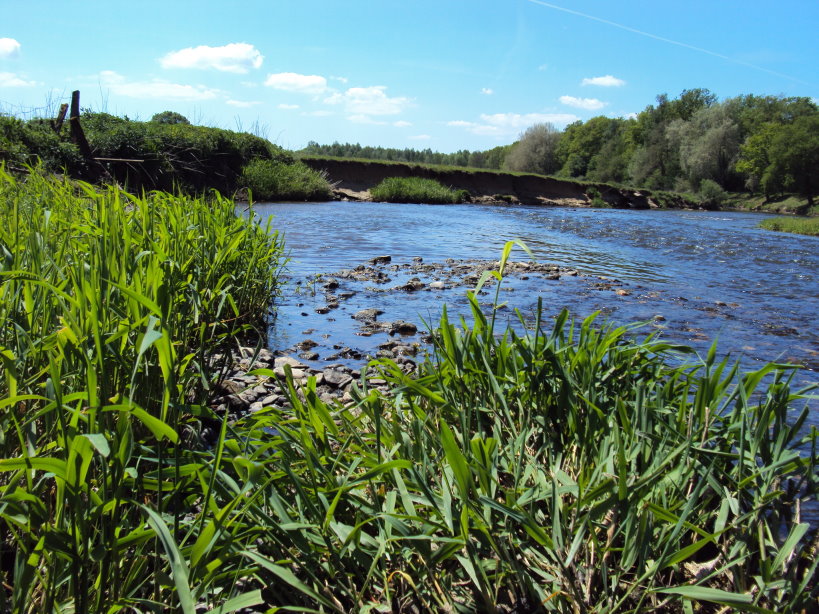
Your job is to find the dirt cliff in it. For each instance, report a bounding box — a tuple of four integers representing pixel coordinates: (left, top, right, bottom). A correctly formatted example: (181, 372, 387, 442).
(301, 157, 698, 209)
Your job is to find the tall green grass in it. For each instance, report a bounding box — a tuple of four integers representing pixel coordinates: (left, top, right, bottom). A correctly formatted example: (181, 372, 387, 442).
(0, 167, 283, 612)
(231, 244, 817, 612)
(240, 158, 333, 201)
(370, 176, 468, 204)
(759, 215, 819, 236)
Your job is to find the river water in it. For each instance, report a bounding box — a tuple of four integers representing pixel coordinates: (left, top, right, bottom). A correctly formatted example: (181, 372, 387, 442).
(249, 201, 818, 425)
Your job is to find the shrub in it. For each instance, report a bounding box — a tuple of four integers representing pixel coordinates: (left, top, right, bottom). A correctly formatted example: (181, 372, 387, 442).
(699, 178, 727, 208)
(370, 176, 465, 203)
(150, 110, 191, 125)
(241, 158, 333, 201)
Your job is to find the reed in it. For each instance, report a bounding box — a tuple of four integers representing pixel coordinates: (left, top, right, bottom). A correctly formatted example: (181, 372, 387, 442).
(233, 243, 818, 612)
(370, 176, 468, 204)
(759, 215, 819, 236)
(0, 167, 283, 612)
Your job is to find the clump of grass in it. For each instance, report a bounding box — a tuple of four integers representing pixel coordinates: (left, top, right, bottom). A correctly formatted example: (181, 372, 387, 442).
(240, 158, 333, 201)
(232, 243, 818, 612)
(759, 215, 819, 236)
(0, 166, 284, 612)
(370, 176, 467, 203)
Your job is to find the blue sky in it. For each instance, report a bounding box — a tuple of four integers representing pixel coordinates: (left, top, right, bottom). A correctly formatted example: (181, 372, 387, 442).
(1, 0, 817, 152)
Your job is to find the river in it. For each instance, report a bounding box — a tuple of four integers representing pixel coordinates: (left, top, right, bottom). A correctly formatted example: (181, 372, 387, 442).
(249, 201, 819, 427)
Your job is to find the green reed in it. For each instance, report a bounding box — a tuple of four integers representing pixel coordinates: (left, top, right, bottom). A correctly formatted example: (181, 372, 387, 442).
(370, 176, 467, 204)
(0, 167, 283, 612)
(234, 243, 817, 612)
(759, 215, 819, 236)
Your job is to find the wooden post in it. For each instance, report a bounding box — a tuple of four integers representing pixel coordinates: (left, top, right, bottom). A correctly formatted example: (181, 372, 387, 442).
(69, 90, 93, 159)
(51, 103, 68, 133)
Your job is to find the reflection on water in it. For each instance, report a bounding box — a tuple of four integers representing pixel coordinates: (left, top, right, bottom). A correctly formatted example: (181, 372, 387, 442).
(247, 200, 819, 415)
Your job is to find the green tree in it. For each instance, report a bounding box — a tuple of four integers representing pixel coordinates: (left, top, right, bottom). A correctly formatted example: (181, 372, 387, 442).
(769, 115, 819, 205)
(150, 111, 191, 125)
(504, 123, 562, 175)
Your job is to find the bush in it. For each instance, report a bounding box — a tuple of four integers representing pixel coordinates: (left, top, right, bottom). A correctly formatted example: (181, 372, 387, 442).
(699, 178, 727, 208)
(150, 110, 191, 125)
(80, 112, 293, 193)
(370, 176, 466, 204)
(241, 158, 333, 201)
(0, 115, 83, 171)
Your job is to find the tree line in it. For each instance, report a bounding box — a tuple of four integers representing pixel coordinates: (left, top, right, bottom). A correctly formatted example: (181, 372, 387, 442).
(301, 90, 819, 205)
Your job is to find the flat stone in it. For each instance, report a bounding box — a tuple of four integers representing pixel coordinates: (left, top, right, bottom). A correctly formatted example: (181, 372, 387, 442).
(274, 356, 308, 370)
(323, 368, 353, 388)
(353, 308, 383, 322)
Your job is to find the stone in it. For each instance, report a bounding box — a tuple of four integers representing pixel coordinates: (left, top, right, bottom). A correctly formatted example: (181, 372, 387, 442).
(370, 255, 392, 265)
(323, 368, 353, 388)
(274, 356, 308, 370)
(429, 281, 446, 290)
(353, 308, 383, 322)
(390, 321, 417, 335)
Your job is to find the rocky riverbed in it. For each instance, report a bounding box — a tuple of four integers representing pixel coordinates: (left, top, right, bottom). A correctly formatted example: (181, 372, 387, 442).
(207, 254, 659, 422)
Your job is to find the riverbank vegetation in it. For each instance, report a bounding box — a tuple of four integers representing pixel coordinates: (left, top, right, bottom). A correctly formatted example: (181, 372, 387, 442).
(1, 175, 816, 611)
(0, 168, 284, 612)
(0, 111, 333, 200)
(241, 158, 333, 201)
(370, 176, 468, 204)
(759, 215, 819, 236)
(302, 91, 819, 210)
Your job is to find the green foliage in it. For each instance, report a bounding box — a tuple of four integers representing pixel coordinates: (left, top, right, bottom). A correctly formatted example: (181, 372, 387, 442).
(759, 215, 819, 236)
(301, 140, 510, 169)
(0, 167, 284, 612)
(150, 110, 191, 125)
(698, 178, 727, 208)
(504, 122, 562, 175)
(240, 158, 333, 201)
(81, 112, 293, 193)
(370, 176, 466, 203)
(0, 115, 83, 171)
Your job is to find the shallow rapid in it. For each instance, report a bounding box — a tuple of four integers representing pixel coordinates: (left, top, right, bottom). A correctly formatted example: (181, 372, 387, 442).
(249, 201, 819, 424)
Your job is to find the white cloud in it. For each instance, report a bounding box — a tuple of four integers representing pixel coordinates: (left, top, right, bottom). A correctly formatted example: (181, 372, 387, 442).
(0, 72, 38, 87)
(581, 75, 626, 87)
(448, 112, 580, 136)
(99, 70, 219, 101)
(393, 120, 412, 127)
(0, 38, 21, 59)
(409, 134, 431, 140)
(161, 43, 263, 73)
(324, 86, 410, 115)
(301, 110, 333, 117)
(331, 75, 348, 84)
(265, 72, 327, 94)
(226, 99, 261, 108)
(278, 103, 299, 110)
(481, 88, 494, 95)
(537, 63, 549, 71)
(559, 95, 608, 110)
(624, 112, 638, 120)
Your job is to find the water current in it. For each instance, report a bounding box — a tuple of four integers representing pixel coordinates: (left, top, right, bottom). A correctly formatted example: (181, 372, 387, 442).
(248, 201, 819, 428)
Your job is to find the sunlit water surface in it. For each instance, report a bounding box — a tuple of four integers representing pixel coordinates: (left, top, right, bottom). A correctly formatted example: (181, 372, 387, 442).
(247, 201, 818, 430)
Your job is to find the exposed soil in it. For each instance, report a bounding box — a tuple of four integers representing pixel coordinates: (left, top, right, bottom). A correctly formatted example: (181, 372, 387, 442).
(302, 157, 700, 209)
